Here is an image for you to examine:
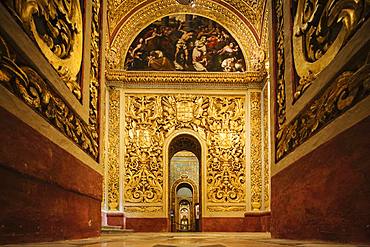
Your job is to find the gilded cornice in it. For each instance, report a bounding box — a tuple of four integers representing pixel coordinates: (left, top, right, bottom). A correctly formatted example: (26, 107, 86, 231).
(106, 71, 266, 85)
(107, 0, 261, 70)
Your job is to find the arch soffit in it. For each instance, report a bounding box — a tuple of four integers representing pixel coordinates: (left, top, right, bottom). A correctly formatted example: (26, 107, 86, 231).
(171, 178, 199, 204)
(164, 129, 206, 156)
(108, 0, 259, 70)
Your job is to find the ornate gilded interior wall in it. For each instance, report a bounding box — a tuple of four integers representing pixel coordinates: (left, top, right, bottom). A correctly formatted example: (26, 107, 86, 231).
(0, 0, 104, 164)
(103, 89, 270, 218)
(271, 0, 370, 169)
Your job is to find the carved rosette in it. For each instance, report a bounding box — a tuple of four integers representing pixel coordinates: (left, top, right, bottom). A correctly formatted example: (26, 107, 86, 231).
(124, 94, 247, 209)
(14, 0, 84, 99)
(250, 92, 262, 211)
(292, 0, 369, 99)
(107, 90, 120, 210)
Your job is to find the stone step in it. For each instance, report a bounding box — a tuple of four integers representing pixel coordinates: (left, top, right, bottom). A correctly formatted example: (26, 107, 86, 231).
(101, 226, 134, 233)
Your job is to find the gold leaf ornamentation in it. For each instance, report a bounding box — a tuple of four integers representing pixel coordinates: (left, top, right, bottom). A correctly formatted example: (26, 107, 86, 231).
(124, 94, 246, 205)
(276, 51, 370, 160)
(250, 92, 262, 210)
(292, 0, 369, 99)
(107, 90, 120, 210)
(0, 36, 98, 159)
(14, 0, 84, 99)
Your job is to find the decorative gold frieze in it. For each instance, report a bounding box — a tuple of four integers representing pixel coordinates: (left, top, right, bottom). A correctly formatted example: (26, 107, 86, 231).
(124, 94, 246, 206)
(124, 206, 163, 213)
(0, 36, 99, 159)
(250, 91, 262, 211)
(207, 206, 246, 212)
(106, 71, 266, 85)
(276, 50, 370, 160)
(13, 0, 83, 99)
(292, 0, 369, 99)
(107, 90, 120, 210)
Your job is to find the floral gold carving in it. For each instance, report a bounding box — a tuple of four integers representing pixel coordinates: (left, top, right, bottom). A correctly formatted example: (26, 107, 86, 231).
(124, 206, 162, 213)
(0, 36, 99, 159)
(262, 85, 270, 210)
(250, 92, 262, 211)
(124, 94, 246, 207)
(207, 206, 246, 212)
(273, 0, 287, 132)
(14, 0, 83, 99)
(292, 0, 369, 99)
(276, 50, 370, 160)
(108, 90, 120, 210)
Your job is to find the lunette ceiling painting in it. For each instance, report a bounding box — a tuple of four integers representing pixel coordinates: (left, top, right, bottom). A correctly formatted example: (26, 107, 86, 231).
(125, 14, 246, 72)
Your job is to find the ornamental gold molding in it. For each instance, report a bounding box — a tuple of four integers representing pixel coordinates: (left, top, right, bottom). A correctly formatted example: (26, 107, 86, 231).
(262, 85, 270, 210)
(106, 71, 266, 85)
(292, 0, 369, 99)
(250, 91, 262, 211)
(13, 0, 83, 99)
(207, 206, 246, 212)
(273, 0, 287, 132)
(107, 0, 267, 41)
(276, 49, 370, 161)
(124, 94, 246, 206)
(124, 206, 163, 213)
(0, 35, 99, 159)
(108, 0, 259, 70)
(107, 90, 120, 210)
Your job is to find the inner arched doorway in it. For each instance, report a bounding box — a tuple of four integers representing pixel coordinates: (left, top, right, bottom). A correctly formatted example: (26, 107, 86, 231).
(168, 134, 201, 232)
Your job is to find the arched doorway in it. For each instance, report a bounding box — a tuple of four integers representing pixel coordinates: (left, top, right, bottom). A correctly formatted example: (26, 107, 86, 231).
(168, 134, 201, 232)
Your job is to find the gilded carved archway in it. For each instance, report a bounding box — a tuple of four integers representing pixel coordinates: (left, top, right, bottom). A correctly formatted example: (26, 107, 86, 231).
(107, 0, 261, 70)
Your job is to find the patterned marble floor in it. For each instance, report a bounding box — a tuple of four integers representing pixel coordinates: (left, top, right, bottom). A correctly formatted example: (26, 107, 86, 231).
(3, 233, 370, 247)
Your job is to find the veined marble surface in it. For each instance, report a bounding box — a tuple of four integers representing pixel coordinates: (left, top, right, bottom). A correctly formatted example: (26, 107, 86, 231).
(3, 233, 369, 247)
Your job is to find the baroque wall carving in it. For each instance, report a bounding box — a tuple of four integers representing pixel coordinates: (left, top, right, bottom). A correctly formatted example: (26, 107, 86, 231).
(276, 48, 370, 160)
(10, 0, 84, 99)
(107, 90, 120, 210)
(124, 94, 247, 207)
(250, 91, 262, 210)
(292, 0, 370, 99)
(0, 35, 99, 160)
(262, 85, 270, 210)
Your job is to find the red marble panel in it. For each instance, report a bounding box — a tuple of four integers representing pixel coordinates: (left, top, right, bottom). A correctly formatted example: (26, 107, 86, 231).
(126, 218, 168, 232)
(0, 107, 102, 199)
(202, 214, 271, 232)
(0, 107, 102, 243)
(107, 212, 125, 228)
(271, 116, 370, 243)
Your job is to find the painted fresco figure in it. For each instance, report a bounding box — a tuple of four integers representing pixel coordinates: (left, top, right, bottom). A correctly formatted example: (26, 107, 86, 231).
(192, 36, 208, 71)
(148, 50, 175, 71)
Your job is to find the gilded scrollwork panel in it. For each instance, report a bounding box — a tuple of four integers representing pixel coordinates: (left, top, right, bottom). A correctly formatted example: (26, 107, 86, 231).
(107, 89, 120, 210)
(0, 35, 99, 159)
(250, 91, 262, 211)
(262, 85, 270, 210)
(12, 0, 84, 99)
(291, 0, 370, 99)
(276, 49, 370, 161)
(124, 94, 247, 209)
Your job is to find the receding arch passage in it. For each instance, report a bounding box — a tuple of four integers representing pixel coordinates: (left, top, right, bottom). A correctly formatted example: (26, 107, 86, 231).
(169, 134, 201, 232)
